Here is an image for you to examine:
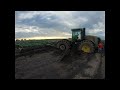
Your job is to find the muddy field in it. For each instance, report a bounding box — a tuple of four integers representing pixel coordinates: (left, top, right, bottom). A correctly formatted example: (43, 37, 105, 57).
(15, 46, 105, 79)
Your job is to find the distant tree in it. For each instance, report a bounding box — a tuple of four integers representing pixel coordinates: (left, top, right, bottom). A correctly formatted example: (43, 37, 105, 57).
(16, 39, 20, 42)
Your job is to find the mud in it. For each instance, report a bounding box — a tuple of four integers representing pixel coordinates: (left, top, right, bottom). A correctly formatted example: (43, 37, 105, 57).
(15, 46, 105, 79)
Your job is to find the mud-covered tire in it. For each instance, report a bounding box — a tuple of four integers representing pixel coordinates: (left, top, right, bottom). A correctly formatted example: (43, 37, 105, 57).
(78, 40, 95, 53)
(57, 40, 71, 51)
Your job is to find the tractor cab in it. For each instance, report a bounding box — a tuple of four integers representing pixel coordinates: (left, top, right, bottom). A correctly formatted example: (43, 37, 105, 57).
(71, 28, 85, 42)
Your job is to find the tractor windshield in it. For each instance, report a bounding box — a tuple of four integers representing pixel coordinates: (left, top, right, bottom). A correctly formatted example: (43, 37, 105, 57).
(72, 31, 81, 41)
(77, 32, 81, 39)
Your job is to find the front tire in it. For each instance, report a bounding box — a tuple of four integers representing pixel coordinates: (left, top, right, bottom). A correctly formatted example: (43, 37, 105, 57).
(57, 40, 71, 51)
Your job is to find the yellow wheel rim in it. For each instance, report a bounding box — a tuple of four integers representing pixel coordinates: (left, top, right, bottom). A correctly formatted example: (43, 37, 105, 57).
(81, 45, 91, 53)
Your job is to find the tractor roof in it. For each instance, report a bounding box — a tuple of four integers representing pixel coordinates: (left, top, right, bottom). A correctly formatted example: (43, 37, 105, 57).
(71, 28, 85, 31)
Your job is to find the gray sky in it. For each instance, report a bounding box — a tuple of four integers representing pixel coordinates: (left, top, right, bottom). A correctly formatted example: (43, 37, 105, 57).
(15, 11, 105, 40)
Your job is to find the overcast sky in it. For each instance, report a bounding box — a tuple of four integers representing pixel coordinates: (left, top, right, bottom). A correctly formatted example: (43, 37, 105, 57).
(15, 11, 105, 40)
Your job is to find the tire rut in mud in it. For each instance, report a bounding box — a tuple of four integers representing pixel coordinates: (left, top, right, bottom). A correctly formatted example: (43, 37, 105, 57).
(15, 45, 58, 59)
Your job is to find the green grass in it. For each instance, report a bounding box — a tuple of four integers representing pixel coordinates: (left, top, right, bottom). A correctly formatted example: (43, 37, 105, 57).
(15, 39, 57, 48)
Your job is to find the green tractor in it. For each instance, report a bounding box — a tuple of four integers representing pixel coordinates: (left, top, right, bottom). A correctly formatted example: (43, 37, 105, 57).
(57, 28, 101, 53)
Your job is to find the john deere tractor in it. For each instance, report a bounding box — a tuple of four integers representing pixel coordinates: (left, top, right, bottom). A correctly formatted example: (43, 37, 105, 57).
(57, 28, 101, 53)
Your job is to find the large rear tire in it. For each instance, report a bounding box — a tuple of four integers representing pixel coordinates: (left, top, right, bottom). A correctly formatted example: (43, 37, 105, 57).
(78, 40, 95, 53)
